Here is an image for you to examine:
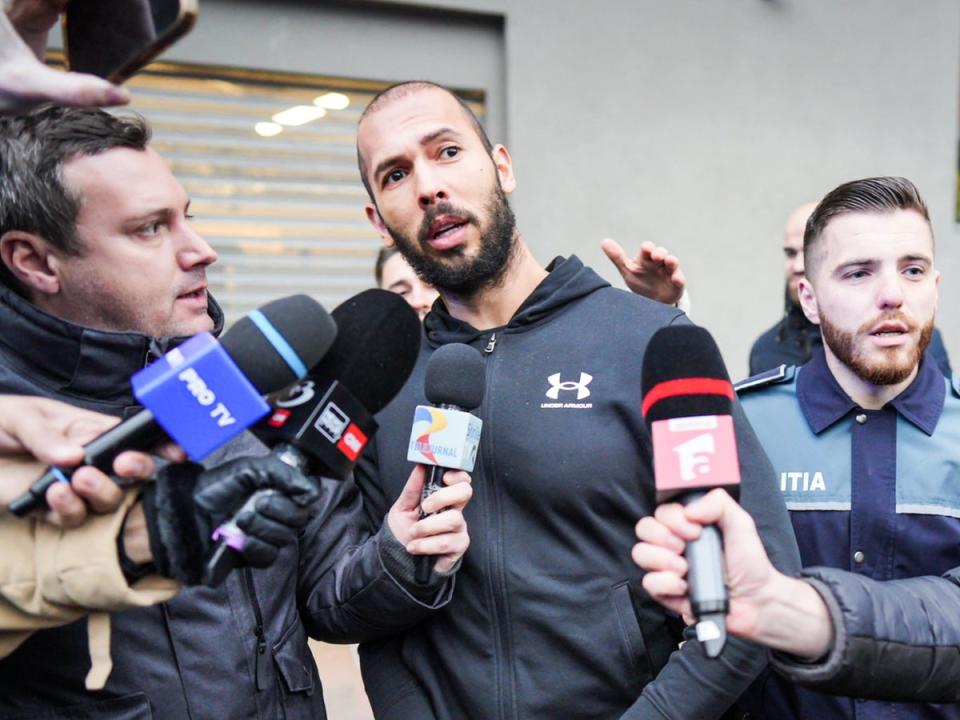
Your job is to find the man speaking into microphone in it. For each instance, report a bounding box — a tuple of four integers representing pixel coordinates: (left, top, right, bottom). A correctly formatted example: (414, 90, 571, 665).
(353, 81, 799, 720)
(0, 106, 473, 720)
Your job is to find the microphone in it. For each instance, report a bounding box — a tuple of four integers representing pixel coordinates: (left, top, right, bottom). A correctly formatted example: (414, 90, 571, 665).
(202, 289, 421, 586)
(406, 342, 485, 583)
(8, 295, 336, 517)
(254, 288, 422, 477)
(640, 325, 741, 658)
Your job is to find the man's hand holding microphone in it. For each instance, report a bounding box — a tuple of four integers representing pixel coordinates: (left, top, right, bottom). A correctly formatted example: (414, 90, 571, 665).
(633, 487, 833, 660)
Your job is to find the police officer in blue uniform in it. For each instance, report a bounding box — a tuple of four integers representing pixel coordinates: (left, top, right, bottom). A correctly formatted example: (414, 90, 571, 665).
(735, 176, 960, 720)
(748, 201, 951, 377)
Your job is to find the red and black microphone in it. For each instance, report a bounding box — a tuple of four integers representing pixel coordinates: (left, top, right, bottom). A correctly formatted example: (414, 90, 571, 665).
(641, 325, 741, 658)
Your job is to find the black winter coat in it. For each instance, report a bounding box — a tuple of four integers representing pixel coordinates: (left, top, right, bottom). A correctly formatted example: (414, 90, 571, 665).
(0, 286, 452, 720)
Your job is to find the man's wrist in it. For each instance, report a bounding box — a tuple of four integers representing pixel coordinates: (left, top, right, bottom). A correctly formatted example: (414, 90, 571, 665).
(121, 501, 153, 564)
(751, 572, 833, 658)
(117, 500, 157, 583)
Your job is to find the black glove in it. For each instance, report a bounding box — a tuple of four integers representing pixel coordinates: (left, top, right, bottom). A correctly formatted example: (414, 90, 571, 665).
(141, 456, 319, 584)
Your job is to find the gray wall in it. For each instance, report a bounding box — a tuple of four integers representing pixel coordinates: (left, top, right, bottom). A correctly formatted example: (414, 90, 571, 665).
(160, 0, 960, 377)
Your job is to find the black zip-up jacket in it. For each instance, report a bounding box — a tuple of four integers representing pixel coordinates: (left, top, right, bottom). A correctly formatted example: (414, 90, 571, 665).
(355, 256, 801, 720)
(770, 565, 960, 703)
(0, 286, 453, 720)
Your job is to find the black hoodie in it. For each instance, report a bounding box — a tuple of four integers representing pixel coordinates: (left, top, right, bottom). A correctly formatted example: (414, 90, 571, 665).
(356, 256, 801, 720)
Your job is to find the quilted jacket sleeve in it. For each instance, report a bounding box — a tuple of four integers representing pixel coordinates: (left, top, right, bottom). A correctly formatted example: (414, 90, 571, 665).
(770, 565, 960, 702)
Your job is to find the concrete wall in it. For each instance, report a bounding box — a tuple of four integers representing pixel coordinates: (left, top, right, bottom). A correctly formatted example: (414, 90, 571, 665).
(160, 0, 960, 377)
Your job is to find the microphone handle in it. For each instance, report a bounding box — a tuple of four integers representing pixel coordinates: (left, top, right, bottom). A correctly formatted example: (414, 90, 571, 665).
(414, 463, 447, 584)
(8, 409, 163, 517)
(684, 490, 729, 657)
(202, 443, 311, 587)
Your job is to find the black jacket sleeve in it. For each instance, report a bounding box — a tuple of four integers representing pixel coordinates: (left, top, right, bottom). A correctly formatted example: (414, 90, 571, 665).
(620, 398, 803, 719)
(294, 472, 453, 644)
(769, 565, 960, 702)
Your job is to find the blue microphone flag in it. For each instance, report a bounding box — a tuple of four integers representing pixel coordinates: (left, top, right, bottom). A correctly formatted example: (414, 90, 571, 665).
(132, 332, 270, 459)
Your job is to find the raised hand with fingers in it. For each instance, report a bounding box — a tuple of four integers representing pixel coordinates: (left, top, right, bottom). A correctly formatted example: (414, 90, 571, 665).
(0, 1, 129, 114)
(601, 238, 687, 306)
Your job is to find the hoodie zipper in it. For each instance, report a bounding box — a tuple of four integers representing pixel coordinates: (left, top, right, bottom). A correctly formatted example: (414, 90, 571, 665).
(242, 568, 270, 691)
(476, 334, 517, 719)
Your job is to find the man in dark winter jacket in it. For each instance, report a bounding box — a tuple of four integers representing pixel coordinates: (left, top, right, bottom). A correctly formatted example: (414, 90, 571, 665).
(0, 105, 473, 719)
(634, 487, 960, 705)
(352, 80, 801, 720)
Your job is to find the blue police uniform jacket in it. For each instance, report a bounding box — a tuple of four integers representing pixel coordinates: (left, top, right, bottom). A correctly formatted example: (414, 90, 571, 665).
(735, 348, 960, 720)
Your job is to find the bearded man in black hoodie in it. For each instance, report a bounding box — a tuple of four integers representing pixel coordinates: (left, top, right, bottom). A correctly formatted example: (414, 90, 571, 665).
(353, 81, 802, 720)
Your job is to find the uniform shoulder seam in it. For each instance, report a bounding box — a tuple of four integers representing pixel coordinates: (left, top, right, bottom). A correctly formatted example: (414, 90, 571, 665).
(734, 364, 795, 394)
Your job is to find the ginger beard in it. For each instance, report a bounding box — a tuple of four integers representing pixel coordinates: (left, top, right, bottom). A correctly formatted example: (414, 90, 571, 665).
(820, 311, 934, 386)
(382, 181, 517, 298)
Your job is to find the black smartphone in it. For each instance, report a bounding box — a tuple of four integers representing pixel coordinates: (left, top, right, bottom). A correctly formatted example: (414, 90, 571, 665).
(62, 0, 198, 83)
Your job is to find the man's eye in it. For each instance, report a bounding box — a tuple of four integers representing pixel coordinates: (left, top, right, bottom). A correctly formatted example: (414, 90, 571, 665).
(904, 266, 926, 277)
(385, 169, 406, 185)
(440, 146, 460, 159)
(140, 222, 162, 236)
(844, 270, 868, 280)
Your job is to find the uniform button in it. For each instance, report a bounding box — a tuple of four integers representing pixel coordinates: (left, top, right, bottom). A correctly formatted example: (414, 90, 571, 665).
(853, 550, 865, 563)
(855, 413, 867, 424)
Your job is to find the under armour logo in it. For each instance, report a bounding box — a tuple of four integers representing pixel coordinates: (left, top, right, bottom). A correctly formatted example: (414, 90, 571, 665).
(546, 372, 593, 400)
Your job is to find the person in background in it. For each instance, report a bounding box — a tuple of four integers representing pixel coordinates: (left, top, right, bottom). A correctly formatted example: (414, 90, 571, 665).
(374, 246, 439, 320)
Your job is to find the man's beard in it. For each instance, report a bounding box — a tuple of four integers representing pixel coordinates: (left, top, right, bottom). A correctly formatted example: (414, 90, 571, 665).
(384, 183, 517, 297)
(820, 311, 933, 386)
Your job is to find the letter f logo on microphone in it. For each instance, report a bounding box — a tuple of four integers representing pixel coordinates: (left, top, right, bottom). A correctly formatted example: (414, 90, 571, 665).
(674, 433, 715, 481)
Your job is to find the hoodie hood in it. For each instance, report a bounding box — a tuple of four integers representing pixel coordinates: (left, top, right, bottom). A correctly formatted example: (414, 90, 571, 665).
(423, 255, 609, 347)
(0, 284, 225, 403)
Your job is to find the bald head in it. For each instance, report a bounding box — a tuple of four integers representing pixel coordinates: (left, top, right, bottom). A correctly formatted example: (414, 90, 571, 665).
(782, 202, 816, 306)
(356, 81, 493, 201)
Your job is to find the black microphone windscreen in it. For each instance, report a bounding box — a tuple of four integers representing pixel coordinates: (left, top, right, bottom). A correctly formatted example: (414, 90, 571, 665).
(221, 294, 337, 394)
(641, 325, 734, 423)
(424, 342, 485, 410)
(314, 288, 421, 414)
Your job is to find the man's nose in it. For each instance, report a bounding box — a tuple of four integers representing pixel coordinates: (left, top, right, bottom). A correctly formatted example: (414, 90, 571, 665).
(876, 269, 905, 310)
(178, 222, 218, 269)
(417, 165, 448, 208)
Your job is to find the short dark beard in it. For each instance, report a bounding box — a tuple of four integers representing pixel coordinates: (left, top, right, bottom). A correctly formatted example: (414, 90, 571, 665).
(383, 182, 517, 297)
(820, 312, 933, 386)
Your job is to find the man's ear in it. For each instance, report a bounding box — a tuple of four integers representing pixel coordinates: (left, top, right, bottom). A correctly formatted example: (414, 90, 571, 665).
(797, 277, 819, 325)
(0, 231, 62, 296)
(365, 204, 396, 247)
(492, 144, 517, 194)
